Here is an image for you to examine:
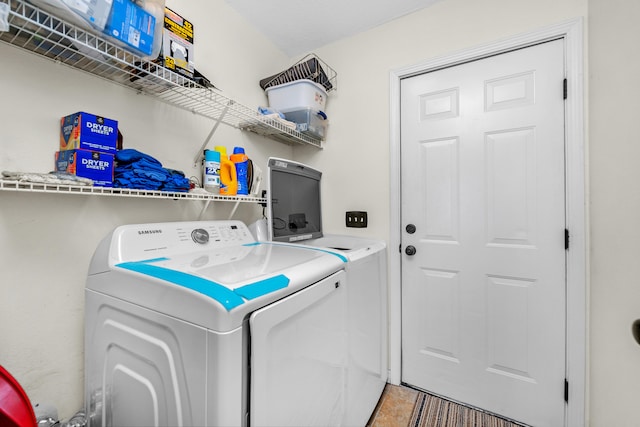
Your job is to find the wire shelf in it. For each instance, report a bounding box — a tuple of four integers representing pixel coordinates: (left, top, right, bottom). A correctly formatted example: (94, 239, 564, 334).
(0, 179, 267, 203)
(0, 0, 322, 148)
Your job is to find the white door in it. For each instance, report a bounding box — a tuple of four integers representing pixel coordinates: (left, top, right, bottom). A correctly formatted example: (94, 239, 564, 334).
(400, 40, 566, 426)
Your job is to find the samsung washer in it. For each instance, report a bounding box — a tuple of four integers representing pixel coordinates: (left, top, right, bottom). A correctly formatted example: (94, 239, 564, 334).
(84, 220, 348, 427)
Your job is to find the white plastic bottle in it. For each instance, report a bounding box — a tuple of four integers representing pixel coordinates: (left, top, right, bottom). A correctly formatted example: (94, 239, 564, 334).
(203, 149, 220, 193)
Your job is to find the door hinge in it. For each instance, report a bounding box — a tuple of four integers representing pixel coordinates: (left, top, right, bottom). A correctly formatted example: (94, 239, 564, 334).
(565, 229, 570, 250)
(563, 78, 568, 100)
(564, 378, 569, 403)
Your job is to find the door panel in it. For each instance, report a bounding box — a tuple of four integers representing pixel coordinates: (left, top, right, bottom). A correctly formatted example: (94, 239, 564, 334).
(401, 39, 566, 426)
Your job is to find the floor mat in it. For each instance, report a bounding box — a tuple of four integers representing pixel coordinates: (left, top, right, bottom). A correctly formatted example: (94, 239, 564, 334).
(409, 392, 526, 427)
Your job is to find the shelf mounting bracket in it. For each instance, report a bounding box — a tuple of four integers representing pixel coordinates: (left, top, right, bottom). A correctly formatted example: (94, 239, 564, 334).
(193, 101, 232, 167)
(197, 199, 212, 220)
(228, 200, 241, 220)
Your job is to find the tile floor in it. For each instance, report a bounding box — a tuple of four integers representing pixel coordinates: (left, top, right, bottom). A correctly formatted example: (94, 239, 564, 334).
(367, 384, 420, 427)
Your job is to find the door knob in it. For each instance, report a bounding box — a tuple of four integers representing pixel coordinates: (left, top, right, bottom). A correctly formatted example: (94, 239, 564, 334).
(406, 224, 416, 234)
(405, 245, 417, 256)
(633, 319, 640, 346)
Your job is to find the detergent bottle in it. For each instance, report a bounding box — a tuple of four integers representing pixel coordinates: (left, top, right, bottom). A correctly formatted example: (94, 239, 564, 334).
(215, 146, 238, 196)
(203, 149, 220, 194)
(230, 147, 249, 196)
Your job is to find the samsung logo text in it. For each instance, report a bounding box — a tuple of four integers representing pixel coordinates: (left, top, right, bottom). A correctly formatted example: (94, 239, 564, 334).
(138, 230, 163, 235)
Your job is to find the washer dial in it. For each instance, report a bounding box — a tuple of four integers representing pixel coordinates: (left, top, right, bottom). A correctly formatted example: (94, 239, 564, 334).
(191, 228, 210, 244)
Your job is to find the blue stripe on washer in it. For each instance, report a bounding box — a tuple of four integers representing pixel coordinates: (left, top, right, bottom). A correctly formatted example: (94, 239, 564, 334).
(234, 275, 289, 300)
(116, 261, 245, 311)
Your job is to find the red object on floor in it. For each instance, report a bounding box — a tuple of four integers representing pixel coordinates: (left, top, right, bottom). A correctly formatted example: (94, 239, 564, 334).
(0, 365, 37, 427)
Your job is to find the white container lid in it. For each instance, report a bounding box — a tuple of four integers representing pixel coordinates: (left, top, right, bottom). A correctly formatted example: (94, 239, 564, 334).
(265, 79, 328, 94)
(266, 79, 328, 111)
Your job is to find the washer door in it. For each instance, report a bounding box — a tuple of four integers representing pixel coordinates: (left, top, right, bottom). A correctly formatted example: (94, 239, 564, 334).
(249, 270, 347, 427)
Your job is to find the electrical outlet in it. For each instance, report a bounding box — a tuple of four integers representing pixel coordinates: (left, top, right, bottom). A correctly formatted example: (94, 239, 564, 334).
(346, 211, 368, 228)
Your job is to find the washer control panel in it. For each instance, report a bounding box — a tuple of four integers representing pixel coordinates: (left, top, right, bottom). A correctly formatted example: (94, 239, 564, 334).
(112, 220, 255, 262)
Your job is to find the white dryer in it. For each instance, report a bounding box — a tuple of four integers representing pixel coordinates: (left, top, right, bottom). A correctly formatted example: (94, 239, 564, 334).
(84, 220, 348, 427)
(265, 158, 389, 426)
(300, 235, 388, 427)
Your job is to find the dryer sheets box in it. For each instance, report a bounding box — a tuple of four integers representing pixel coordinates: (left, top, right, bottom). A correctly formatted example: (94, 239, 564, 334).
(60, 112, 118, 154)
(55, 149, 114, 187)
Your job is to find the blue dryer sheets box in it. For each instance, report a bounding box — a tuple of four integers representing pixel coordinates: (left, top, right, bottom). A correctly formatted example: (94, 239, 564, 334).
(104, 0, 156, 56)
(60, 112, 118, 154)
(55, 149, 115, 187)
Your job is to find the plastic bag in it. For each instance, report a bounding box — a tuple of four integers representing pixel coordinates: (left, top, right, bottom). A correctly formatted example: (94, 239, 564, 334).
(0, 3, 9, 32)
(27, 0, 163, 59)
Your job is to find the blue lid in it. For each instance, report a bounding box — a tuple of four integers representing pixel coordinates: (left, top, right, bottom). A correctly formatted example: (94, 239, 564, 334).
(205, 149, 220, 161)
(233, 147, 245, 154)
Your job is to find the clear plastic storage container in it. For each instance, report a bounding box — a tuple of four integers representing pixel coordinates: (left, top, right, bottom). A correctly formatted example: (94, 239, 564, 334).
(266, 79, 328, 112)
(282, 108, 328, 141)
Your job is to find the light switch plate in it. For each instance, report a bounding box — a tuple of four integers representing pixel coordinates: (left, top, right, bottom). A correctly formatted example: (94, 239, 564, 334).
(346, 211, 368, 228)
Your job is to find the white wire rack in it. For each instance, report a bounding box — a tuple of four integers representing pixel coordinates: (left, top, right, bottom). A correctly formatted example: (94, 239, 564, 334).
(0, 178, 266, 220)
(0, 178, 266, 203)
(259, 54, 337, 93)
(0, 0, 323, 148)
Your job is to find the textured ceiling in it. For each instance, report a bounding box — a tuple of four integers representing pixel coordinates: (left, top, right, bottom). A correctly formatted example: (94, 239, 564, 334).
(225, 0, 443, 57)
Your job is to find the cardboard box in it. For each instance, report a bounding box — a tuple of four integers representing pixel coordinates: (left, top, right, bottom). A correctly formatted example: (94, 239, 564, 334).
(60, 112, 118, 154)
(104, 0, 157, 57)
(159, 7, 194, 79)
(55, 149, 114, 187)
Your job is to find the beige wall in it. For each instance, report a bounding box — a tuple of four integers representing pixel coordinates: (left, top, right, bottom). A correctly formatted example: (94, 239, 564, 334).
(298, 0, 587, 242)
(0, 0, 291, 419)
(308, 0, 639, 424)
(588, 0, 640, 426)
(4, 0, 640, 424)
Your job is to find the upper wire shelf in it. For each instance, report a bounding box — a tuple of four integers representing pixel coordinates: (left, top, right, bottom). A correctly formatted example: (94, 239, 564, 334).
(0, 0, 323, 148)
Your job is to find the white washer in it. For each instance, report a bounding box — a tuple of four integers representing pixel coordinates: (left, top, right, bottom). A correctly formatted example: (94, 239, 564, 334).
(84, 220, 348, 427)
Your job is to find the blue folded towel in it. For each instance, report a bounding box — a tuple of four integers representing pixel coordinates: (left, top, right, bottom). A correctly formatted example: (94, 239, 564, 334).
(116, 149, 162, 166)
(162, 169, 191, 192)
(113, 149, 190, 192)
(114, 175, 163, 190)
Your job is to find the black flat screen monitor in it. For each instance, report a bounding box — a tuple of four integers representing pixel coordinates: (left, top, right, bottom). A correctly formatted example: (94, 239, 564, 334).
(267, 158, 323, 242)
